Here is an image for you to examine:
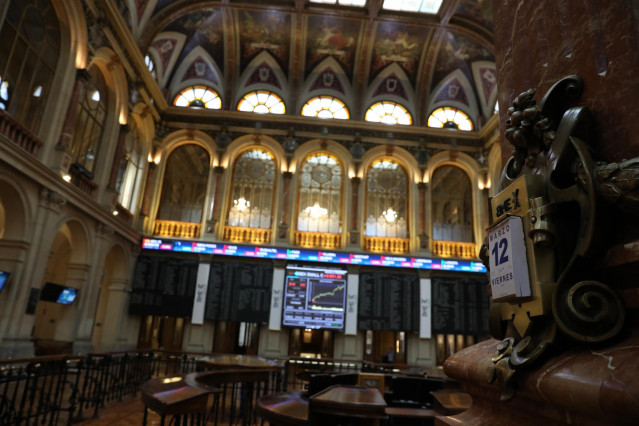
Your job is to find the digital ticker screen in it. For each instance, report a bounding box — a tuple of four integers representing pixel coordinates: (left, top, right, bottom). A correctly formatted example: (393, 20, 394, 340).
(282, 265, 347, 330)
(140, 238, 487, 273)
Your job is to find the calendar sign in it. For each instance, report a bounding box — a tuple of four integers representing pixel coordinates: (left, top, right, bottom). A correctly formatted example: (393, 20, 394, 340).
(488, 216, 531, 300)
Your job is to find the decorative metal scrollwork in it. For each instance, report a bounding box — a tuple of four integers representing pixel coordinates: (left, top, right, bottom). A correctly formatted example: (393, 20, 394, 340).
(486, 75, 637, 399)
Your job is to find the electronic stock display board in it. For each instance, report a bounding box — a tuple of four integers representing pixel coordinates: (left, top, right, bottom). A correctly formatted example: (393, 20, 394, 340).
(141, 238, 487, 273)
(282, 265, 347, 330)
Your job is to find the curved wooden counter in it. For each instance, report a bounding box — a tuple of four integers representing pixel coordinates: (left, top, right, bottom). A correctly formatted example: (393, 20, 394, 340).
(256, 391, 309, 426)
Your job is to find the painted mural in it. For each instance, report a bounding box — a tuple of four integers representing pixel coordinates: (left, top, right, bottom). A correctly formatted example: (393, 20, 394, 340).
(181, 57, 218, 84)
(372, 74, 408, 100)
(454, 0, 493, 31)
(309, 68, 345, 94)
(305, 16, 361, 80)
(164, 8, 225, 72)
(238, 10, 291, 77)
(246, 63, 282, 89)
(370, 22, 429, 85)
(151, 0, 177, 15)
(433, 78, 470, 106)
(431, 31, 493, 90)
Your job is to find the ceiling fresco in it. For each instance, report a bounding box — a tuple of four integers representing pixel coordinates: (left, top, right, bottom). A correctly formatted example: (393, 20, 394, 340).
(127, 0, 496, 126)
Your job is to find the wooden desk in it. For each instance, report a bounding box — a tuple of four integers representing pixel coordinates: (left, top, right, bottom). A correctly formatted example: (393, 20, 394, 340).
(140, 377, 211, 425)
(256, 391, 308, 426)
(309, 385, 387, 426)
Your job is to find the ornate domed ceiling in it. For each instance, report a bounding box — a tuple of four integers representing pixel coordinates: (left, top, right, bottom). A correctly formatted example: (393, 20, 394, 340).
(116, 0, 495, 130)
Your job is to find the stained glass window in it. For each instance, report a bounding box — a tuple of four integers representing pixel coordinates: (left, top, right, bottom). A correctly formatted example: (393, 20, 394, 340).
(173, 85, 222, 109)
(431, 165, 474, 242)
(427, 107, 474, 131)
(237, 90, 285, 114)
(365, 159, 407, 238)
(297, 154, 343, 234)
(365, 101, 412, 125)
(301, 96, 349, 119)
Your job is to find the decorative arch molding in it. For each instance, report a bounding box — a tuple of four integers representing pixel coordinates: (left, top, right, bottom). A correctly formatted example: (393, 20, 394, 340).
(300, 57, 353, 108)
(221, 134, 285, 171)
(364, 63, 416, 119)
(158, 129, 217, 167)
(0, 175, 32, 241)
(487, 141, 502, 196)
(90, 48, 129, 126)
(427, 69, 478, 127)
(359, 145, 420, 183)
(425, 150, 482, 184)
(130, 103, 155, 151)
(168, 46, 223, 98)
(147, 31, 187, 89)
(54, 0, 89, 69)
(234, 51, 288, 108)
(50, 217, 91, 266)
(291, 139, 352, 175)
(102, 242, 130, 281)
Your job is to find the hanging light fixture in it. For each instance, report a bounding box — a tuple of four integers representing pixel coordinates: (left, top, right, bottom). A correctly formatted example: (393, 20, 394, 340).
(304, 202, 328, 219)
(233, 197, 250, 211)
(382, 207, 398, 222)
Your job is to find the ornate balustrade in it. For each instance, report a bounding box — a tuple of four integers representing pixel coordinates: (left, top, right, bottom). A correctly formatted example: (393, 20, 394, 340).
(154, 220, 201, 239)
(363, 236, 410, 253)
(294, 231, 341, 249)
(68, 163, 98, 196)
(224, 226, 271, 244)
(0, 109, 42, 156)
(432, 240, 476, 258)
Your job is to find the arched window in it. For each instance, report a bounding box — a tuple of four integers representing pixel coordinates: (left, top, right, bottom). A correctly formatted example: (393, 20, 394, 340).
(297, 154, 343, 235)
(301, 96, 349, 119)
(69, 67, 108, 175)
(144, 55, 156, 78)
(427, 107, 474, 131)
(237, 90, 285, 114)
(365, 159, 407, 238)
(226, 149, 276, 230)
(115, 126, 144, 211)
(0, 0, 61, 131)
(431, 165, 473, 242)
(365, 101, 412, 125)
(157, 145, 209, 223)
(173, 85, 221, 109)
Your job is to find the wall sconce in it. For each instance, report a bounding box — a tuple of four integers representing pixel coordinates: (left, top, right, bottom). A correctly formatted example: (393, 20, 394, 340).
(304, 202, 327, 219)
(382, 208, 398, 222)
(233, 197, 250, 211)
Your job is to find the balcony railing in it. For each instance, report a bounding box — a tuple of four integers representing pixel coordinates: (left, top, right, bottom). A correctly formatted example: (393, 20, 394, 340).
(68, 163, 97, 196)
(363, 236, 410, 253)
(295, 231, 341, 249)
(432, 240, 477, 259)
(154, 220, 201, 239)
(0, 109, 42, 156)
(224, 226, 271, 244)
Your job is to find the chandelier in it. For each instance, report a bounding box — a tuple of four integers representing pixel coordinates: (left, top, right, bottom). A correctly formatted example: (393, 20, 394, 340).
(233, 197, 250, 211)
(304, 202, 328, 219)
(382, 207, 398, 222)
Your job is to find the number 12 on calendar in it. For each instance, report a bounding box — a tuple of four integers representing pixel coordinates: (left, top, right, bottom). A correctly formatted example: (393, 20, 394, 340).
(488, 216, 531, 300)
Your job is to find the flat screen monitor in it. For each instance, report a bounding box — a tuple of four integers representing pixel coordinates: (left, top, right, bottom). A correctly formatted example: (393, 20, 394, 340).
(40, 282, 79, 305)
(57, 288, 78, 305)
(282, 264, 347, 330)
(0, 270, 9, 292)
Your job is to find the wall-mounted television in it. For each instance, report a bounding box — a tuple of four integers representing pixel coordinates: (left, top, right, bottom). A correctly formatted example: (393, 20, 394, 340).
(0, 270, 10, 292)
(282, 265, 347, 330)
(40, 282, 79, 305)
